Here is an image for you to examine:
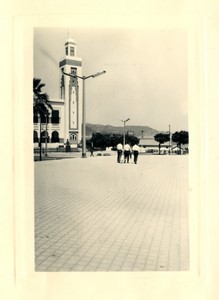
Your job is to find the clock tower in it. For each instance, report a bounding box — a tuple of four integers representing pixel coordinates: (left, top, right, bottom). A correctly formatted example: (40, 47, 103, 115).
(59, 38, 82, 146)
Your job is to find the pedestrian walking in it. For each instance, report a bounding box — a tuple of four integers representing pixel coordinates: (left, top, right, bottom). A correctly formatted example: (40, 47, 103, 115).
(129, 144, 133, 159)
(116, 142, 123, 163)
(90, 147, 94, 157)
(90, 142, 94, 157)
(124, 143, 131, 163)
(132, 143, 140, 164)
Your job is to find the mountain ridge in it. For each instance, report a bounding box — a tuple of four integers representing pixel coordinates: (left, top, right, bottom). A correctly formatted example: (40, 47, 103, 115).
(86, 123, 162, 138)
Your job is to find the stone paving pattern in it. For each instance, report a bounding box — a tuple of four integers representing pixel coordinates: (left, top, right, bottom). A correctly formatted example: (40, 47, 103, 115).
(34, 154, 189, 272)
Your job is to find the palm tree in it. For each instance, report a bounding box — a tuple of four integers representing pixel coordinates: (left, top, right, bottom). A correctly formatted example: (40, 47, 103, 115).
(33, 78, 52, 115)
(33, 78, 52, 160)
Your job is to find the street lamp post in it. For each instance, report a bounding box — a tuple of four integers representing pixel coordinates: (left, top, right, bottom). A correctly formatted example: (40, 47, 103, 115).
(62, 70, 106, 158)
(121, 118, 130, 149)
(39, 115, 42, 161)
(44, 112, 49, 157)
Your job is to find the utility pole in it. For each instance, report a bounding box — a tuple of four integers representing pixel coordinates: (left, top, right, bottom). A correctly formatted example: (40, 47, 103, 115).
(63, 70, 106, 158)
(121, 118, 130, 149)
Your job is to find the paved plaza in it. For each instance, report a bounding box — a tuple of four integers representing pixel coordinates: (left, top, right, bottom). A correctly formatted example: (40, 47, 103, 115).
(34, 153, 189, 272)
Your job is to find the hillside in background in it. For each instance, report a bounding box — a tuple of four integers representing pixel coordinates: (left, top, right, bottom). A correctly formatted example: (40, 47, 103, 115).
(86, 123, 161, 138)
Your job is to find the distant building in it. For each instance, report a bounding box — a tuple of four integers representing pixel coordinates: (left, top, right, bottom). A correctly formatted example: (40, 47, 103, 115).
(139, 136, 171, 154)
(171, 144, 189, 155)
(139, 136, 189, 154)
(34, 38, 83, 150)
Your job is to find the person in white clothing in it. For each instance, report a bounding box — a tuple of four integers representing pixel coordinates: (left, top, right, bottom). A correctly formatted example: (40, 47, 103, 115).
(116, 143, 123, 163)
(132, 144, 140, 164)
(124, 143, 131, 163)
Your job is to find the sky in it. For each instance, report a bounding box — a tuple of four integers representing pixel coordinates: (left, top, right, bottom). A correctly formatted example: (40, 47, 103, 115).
(34, 27, 188, 132)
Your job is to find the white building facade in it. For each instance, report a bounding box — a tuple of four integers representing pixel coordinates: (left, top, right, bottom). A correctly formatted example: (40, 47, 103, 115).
(34, 38, 83, 150)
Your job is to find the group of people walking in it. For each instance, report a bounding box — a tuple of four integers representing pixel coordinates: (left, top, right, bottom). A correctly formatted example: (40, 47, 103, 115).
(117, 143, 140, 164)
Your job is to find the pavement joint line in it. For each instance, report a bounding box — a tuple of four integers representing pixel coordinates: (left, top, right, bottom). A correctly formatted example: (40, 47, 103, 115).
(39, 192, 125, 270)
(60, 180, 145, 270)
(154, 173, 176, 270)
(35, 155, 189, 271)
(104, 179, 160, 271)
(142, 172, 176, 271)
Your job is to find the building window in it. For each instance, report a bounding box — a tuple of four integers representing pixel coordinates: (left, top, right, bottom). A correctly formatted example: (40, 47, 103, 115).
(40, 114, 49, 124)
(70, 133, 77, 141)
(41, 131, 49, 143)
(61, 68, 65, 86)
(71, 67, 77, 75)
(51, 131, 59, 143)
(33, 131, 38, 143)
(65, 47, 68, 55)
(61, 68, 65, 99)
(51, 110, 59, 124)
(70, 47, 75, 56)
(33, 111, 38, 123)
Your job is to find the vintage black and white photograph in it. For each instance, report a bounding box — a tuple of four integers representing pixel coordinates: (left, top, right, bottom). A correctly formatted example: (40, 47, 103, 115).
(34, 27, 189, 272)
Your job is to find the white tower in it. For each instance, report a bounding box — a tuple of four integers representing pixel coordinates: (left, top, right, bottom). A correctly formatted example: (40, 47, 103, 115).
(59, 38, 82, 146)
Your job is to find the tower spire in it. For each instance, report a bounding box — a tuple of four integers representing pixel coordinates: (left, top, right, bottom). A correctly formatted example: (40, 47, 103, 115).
(67, 29, 69, 40)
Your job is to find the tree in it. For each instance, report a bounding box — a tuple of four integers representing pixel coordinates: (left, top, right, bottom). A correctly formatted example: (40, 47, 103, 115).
(33, 78, 52, 117)
(33, 78, 52, 160)
(154, 133, 170, 155)
(89, 133, 139, 150)
(90, 133, 107, 150)
(172, 131, 189, 155)
(126, 135, 139, 146)
(109, 134, 123, 147)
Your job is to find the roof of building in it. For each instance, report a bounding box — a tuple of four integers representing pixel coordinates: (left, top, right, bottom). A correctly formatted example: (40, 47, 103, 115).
(172, 144, 189, 150)
(139, 141, 170, 147)
(65, 37, 76, 45)
(139, 136, 171, 147)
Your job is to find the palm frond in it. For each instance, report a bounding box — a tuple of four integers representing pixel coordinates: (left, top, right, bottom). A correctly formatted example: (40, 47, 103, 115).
(33, 77, 53, 114)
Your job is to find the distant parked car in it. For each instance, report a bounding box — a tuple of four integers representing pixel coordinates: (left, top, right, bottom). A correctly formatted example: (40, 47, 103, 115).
(93, 147, 106, 151)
